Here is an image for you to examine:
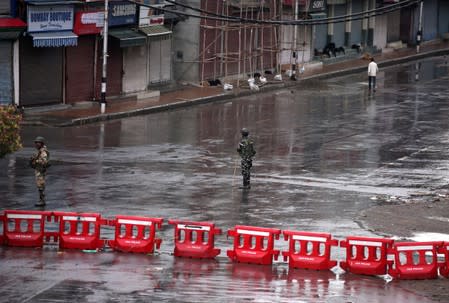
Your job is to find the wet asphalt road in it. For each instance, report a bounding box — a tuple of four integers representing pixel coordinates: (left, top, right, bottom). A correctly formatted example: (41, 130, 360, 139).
(1, 56, 449, 302)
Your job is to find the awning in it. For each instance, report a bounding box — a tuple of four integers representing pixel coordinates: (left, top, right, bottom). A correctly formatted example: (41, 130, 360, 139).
(0, 18, 27, 28)
(139, 25, 172, 37)
(0, 18, 27, 39)
(309, 13, 327, 19)
(31, 31, 78, 47)
(163, 11, 184, 24)
(26, 0, 82, 5)
(109, 28, 147, 48)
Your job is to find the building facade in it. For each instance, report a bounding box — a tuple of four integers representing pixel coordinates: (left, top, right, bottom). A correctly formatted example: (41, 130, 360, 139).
(2, 0, 449, 106)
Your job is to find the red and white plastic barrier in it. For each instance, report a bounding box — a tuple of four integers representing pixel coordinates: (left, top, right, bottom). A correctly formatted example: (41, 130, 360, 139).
(55, 212, 106, 250)
(0, 212, 4, 245)
(227, 225, 281, 265)
(3, 210, 53, 247)
(109, 215, 163, 254)
(439, 242, 449, 278)
(340, 236, 394, 276)
(2, 209, 449, 280)
(388, 241, 442, 280)
(282, 230, 338, 270)
(168, 220, 221, 259)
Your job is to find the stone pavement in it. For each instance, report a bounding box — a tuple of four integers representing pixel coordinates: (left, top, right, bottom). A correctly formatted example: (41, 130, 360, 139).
(22, 40, 449, 127)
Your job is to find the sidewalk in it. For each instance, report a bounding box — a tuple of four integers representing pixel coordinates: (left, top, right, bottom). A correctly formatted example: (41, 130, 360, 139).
(22, 40, 449, 127)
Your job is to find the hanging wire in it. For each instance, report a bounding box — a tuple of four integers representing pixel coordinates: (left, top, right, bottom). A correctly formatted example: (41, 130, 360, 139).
(128, 0, 422, 26)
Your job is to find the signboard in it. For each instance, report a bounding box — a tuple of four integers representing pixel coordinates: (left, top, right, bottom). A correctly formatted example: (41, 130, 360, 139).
(139, 5, 164, 27)
(308, 0, 326, 12)
(74, 11, 104, 35)
(109, 1, 137, 27)
(27, 5, 74, 33)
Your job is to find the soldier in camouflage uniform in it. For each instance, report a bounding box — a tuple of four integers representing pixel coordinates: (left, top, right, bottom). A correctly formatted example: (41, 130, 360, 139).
(29, 136, 50, 207)
(237, 128, 256, 189)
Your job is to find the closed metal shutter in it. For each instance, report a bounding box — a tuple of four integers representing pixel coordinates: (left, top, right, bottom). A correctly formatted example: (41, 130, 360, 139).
(350, 0, 362, 45)
(149, 36, 171, 84)
(0, 41, 13, 105)
(19, 36, 63, 106)
(387, 10, 401, 42)
(333, 4, 345, 47)
(315, 23, 327, 51)
(160, 37, 171, 82)
(123, 45, 147, 93)
(423, 0, 438, 41)
(438, 0, 449, 37)
(0, 2, 10, 14)
(66, 36, 95, 103)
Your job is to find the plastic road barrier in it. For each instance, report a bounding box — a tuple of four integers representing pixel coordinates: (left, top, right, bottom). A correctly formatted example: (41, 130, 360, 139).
(168, 219, 222, 259)
(439, 242, 449, 278)
(0, 212, 4, 245)
(282, 230, 338, 270)
(340, 236, 394, 275)
(227, 225, 281, 265)
(3, 210, 51, 247)
(388, 241, 443, 280)
(109, 215, 163, 254)
(56, 212, 105, 250)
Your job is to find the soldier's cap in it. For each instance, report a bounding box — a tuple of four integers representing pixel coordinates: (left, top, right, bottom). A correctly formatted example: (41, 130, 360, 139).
(241, 128, 249, 136)
(34, 136, 45, 143)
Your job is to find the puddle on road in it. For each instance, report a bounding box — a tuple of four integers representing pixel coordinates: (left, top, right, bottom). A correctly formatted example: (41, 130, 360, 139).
(0, 248, 436, 303)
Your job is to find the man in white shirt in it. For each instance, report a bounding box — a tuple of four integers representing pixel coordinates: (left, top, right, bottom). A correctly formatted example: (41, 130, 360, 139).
(368, 57, 379, 91)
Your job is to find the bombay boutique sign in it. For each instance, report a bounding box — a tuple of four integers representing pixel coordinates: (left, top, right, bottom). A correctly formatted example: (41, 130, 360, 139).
(27, 5, 74, 32)
(27, 5, 77, 48)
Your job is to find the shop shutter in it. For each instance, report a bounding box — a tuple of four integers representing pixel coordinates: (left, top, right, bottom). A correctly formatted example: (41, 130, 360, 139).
(422, 0, 438, 41)
(123, 45, 147, 93)
(66, 36, 95, 103)
(350, 0, 362, 45)
(0, 41, 13, 105)
(0, 2, 10, 15)
(333, 4, 345, 47)
(149, 39, 162, 84)
(160, 36, 171, 83)
(438, 0, 449, 37)
(20, 36, 63, 106)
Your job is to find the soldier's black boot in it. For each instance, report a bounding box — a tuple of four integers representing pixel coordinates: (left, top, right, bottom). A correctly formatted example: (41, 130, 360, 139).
(35, 189, 46, 207)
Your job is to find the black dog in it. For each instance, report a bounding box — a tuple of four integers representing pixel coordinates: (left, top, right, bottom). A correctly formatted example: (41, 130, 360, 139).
(323, 43, 336, 57)
(351, 44, 362, 53)
(335, 46, 345, 55)
(208, 79, 222, 86)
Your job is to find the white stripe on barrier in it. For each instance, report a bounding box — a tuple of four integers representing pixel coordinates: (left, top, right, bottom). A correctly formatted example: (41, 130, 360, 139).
(348, 240, 383, 247)
(396, 245, 433, 251)
(62, 216, 97, 222)
(292, 235, 327, 242)
(237, 229, 270, 237)
(178, 224, 210, 231)
(7, 214, 42, 220)
(118, 219, 152, 226)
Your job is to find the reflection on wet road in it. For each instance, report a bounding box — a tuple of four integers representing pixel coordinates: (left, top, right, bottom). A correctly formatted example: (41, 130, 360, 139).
(0, 248, 435, 303)
(1, 56, 449, 302)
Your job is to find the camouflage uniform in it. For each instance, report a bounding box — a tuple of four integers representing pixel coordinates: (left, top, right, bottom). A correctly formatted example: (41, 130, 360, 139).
(30, 137, 50, 206)
(237, 129, 256, 189)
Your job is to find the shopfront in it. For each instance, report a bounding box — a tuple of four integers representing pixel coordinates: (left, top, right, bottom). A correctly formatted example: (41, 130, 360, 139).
(66, 10, 103, 103)
(138, 5, 172, 86)
(20, 2, 78, 106)
(0, 18, 25, 105)
(108, 1, 145, 95)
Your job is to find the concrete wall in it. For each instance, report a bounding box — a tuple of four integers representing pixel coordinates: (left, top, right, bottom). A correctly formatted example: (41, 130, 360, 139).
(172, 0, 200, 84)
